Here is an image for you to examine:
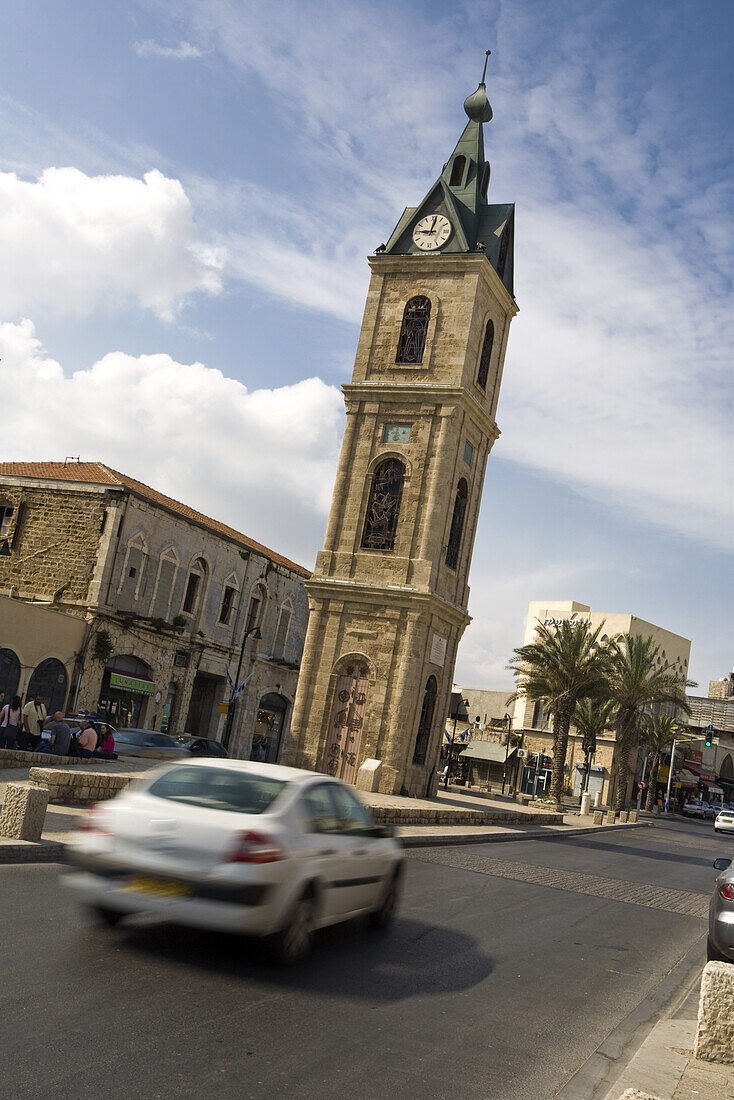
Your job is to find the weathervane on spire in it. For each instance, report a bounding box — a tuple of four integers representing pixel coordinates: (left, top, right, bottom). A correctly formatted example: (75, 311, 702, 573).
(464, 49, 493, 122)
(481, 48, 491, 85)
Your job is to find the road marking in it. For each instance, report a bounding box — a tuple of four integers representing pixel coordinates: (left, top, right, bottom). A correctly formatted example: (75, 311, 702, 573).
(408, 850, 710, 918)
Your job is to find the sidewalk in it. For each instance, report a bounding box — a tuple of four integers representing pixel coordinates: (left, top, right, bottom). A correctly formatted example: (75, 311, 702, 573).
(603, 977, 734, 1100)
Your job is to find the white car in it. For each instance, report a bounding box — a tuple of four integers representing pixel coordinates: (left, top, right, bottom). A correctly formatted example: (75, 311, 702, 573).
(714, 808, 734, 834)
(63, 759, 403, 963)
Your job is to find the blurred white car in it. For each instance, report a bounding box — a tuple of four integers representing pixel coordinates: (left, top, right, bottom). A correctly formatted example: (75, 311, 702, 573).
(63, 759, 403, 963)
(714, 807, 734, 834)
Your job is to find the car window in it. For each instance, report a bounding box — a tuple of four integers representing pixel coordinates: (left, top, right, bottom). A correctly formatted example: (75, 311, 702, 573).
(329, 785, 374, 833)
(147, 766, 285, 814)
(115, 730, 144, 745)
(144, 733, 177, 747)
(302, 784, 341, 834)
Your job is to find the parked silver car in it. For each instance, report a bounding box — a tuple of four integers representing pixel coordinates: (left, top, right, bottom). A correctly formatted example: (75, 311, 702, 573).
(113, 729, 188, 761)
(708, 856, 734, 962)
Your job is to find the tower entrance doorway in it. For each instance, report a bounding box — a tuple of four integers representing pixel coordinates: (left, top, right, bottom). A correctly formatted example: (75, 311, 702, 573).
(324, 662, 369, 784)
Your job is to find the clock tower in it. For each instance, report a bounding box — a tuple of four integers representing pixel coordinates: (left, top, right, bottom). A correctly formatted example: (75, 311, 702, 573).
(283, 62, 518, 795)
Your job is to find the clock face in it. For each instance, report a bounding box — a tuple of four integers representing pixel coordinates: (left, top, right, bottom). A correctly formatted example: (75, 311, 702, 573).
(383, 423, 411, 444)
(413, 214, 452, 251)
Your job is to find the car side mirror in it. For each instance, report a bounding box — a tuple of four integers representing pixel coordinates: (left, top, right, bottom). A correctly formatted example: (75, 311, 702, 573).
(713, 858, 732, 871)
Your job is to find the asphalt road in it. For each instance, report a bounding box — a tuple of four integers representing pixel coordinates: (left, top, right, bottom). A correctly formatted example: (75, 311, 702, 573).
(1, 817, 726, 1100)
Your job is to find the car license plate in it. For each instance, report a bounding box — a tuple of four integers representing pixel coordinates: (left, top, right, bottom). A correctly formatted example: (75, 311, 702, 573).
(120, 876, 192, 899)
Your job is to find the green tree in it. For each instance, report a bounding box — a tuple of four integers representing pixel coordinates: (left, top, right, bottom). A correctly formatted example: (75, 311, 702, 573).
(639, 712, 682, 811)
(605, 633, 694, 811)
(508, 620, 610, 810)
(572, 698, 616, 800)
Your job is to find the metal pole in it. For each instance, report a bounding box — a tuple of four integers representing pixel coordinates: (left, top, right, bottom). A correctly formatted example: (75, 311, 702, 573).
(664, 739, 676, 814)
(222, 627, 258, 751)
(502, 714, 511, 794)
(532, 748, 542, 800)
(637, 750, 648, 811)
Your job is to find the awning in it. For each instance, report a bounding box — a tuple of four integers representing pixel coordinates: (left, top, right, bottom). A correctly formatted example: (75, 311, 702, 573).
(459, 742, 516, 763)
(676, 768, 699, 790)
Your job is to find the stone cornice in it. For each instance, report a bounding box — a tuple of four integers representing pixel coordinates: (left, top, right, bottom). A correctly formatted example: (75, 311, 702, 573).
(305, 575, 472, 629)
(367, 253, 519, 317)
(342, 382, 500, 441)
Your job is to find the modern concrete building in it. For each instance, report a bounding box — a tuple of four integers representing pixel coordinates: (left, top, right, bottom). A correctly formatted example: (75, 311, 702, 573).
(511, 600, 691, 805)
(0, 461, 309, 760)
(283, 71, 517, 796)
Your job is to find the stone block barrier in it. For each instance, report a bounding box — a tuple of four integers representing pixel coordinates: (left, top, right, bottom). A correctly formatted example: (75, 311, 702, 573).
(628, 809, 638, 823)
(371, 805, 563, 827)
(29, 768, 138, 805)
(695, 960, 734, 1064)
(619, 810, 629, 823)
(593, 810, 604, 825)
(0, 747, 98, 769)
(0, 782, 50, 841)
(605, 810, 617, 825)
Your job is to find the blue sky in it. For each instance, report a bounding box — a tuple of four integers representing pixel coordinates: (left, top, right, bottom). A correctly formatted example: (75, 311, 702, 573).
(0, 0, 732, 690)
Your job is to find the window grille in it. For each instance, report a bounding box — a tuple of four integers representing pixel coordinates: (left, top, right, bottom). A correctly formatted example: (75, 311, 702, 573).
(413, 676, 438, 765)
(445, 479, 468, 570)
(360, 459, 405, 551)
(396, 296, 431, 364)
(477, 320, 494, 389)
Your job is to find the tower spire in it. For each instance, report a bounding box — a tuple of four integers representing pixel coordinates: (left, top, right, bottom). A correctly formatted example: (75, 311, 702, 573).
(464, 48, 493, 123)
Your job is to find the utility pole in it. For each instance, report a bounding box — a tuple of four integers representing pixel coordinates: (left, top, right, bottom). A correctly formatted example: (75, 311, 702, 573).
(222, 626, 261, 751)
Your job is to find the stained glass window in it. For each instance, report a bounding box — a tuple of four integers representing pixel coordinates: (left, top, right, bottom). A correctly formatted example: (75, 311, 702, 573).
(412, 676, 437, 765)
(477, 319, 494, 389)
(396, 296, 431, 364)
(445, 478, 468, 570)
(360, 458, 405, 551)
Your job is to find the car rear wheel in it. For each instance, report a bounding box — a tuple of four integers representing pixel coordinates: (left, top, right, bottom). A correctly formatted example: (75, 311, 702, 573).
(266, 893, 315, 965)
(91, 905, 123, 927)
(707, 935, 729, 962)
(369, 871, 401, 931)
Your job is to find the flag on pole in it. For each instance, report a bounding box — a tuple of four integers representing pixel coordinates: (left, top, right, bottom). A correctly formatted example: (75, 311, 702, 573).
(229, 671, 254, 702)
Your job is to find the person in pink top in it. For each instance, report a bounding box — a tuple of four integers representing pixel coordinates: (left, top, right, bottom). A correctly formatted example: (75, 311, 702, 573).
(96, 723, 115, 756)
(1, 695, 23, 749)
(77, 721, 98, 758)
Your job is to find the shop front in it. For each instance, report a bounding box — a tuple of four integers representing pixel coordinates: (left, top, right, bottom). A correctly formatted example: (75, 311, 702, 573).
(573, 763, 605, 800)
(250, 693, 289, 764)
(98, 656, 155, 728)
(520, 753, 553, 797)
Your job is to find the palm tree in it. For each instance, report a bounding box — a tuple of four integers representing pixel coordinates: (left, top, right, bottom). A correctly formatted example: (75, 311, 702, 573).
(573, 698, 616, 800)
(508, 620, 610, 810)
(605, 633, 694, 811)
(639, 712, 682, 811)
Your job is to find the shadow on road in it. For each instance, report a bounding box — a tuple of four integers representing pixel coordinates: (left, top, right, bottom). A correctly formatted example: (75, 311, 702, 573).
(114, 915, 493, 1002)
(543, 834, 722, 866)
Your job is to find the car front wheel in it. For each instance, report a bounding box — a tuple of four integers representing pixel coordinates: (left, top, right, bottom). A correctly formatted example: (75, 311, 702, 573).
(707, 935, 729, 963)
(267, 893, 315, 965)
(91, 905, 123, 927)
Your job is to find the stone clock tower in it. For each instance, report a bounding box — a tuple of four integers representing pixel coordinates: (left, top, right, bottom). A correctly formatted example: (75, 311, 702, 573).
(283, 64, 518, 795)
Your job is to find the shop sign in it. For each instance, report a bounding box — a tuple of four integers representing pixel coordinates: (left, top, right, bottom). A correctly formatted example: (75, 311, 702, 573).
(218, 701, 229, 715)
(110, 672, 155, 695)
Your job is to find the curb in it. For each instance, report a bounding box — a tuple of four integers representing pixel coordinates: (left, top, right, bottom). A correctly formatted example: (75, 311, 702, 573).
(399, 821, 649, 848)
(0, 838, 66, 864)
(0, 821, 649, 865)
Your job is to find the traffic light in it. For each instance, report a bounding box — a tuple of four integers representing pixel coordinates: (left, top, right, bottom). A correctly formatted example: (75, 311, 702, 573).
(705, 734, 713, 748)
(705, 727, 714, 748)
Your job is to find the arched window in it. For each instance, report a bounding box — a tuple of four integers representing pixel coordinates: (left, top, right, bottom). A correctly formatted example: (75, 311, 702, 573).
(118, 533, 148, 609)
(480, 163, 490, 199)
(413, 676, 438, 765)
(720, 754, 734, 780)
(396, 296, 431, 364)
(361, 459, 405, 551)
(0, 648, 20, 697)
(150, 547, 178, 620)
(449, 155, 466, 187)
(324, 659, 370, 783)
(182, 557, 207, 615)
(27, 658, 68, 714)
(476, 319, 494, 389)
(272, 603, 292, 660)
(445, 478, 468, 570)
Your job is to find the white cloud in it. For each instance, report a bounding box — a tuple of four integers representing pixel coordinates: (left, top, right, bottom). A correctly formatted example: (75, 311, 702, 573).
(133, 40, 203, 60)
(0, 167, 224, 320)
(0, 320, 343, 567)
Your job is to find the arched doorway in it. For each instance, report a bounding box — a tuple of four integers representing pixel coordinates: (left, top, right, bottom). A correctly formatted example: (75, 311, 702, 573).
(27, 658, 68, 714)
(323, 660, 370, 784)
(98, 655, 155, 728)
(251, 693, 288, 764)
(0, 648, 21, 698)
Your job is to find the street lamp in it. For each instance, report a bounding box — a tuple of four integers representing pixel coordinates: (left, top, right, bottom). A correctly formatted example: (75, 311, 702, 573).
(501, 713, 512, 795)
(222, 626, 262, 751)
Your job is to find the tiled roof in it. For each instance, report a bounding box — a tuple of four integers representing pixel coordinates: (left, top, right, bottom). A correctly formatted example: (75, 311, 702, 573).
(0, 461, 311, 578)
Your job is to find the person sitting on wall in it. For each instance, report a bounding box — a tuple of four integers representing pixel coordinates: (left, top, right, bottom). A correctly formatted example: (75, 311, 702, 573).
(38, 712, 72, 756)
(93, 723, 117, 760)
(77, 720, 98, 759)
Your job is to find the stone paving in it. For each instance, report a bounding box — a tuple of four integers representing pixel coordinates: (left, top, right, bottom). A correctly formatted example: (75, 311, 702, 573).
(410, 848, 711, 918)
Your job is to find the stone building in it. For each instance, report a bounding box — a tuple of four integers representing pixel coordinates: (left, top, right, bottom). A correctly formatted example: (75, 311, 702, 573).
(0, 461, 309, 759)
(0, 594, 86, 710)
(283, 69, 517, 795)
(511, 600, 691, 805)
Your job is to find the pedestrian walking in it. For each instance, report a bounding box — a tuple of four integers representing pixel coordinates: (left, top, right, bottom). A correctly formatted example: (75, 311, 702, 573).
(0, 695, 23, 749)
(22, 694, 47, 751)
